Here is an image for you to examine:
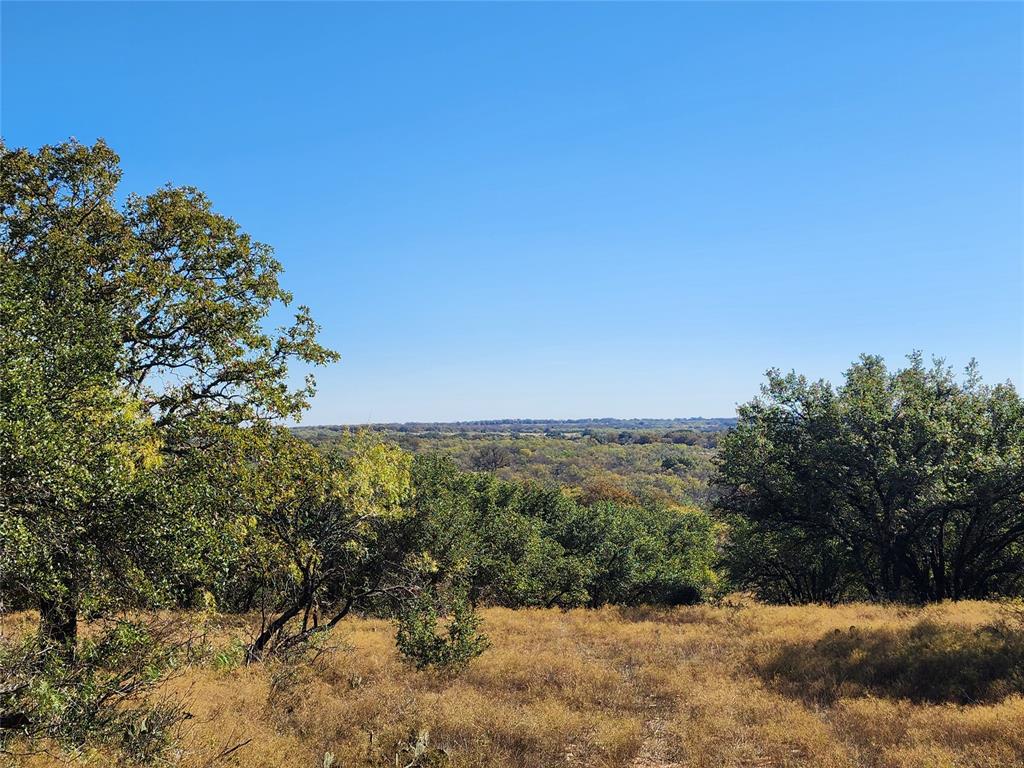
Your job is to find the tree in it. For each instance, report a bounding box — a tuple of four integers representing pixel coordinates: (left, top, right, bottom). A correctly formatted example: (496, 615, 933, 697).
(0, 139, 336, 656)
(404, 457, 578, 609)
(716, 354, 1024, 603)
(471, 444, 514, 472)
(218, 430, 430, 660)
(722, 518, 855, 604)
(552, 499, 716, 607)
(405, 455, 718, 610)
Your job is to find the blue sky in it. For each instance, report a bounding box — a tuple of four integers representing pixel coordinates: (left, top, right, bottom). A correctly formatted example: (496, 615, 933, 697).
(3, 2, 1022, 424)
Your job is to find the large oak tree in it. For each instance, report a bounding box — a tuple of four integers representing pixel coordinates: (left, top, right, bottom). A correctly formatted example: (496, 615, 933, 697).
(0, 139, 337, 655)
(717, 354, 1024, 603)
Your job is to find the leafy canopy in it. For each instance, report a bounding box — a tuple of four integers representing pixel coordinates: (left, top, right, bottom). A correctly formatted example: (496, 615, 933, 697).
(0, 139, 337, 650)
(716, 354, 1024, 603)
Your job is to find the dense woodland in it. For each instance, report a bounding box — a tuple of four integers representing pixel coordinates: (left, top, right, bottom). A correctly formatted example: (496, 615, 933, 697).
(2, 140, 1023, 764)
(294, 419, 728, 508)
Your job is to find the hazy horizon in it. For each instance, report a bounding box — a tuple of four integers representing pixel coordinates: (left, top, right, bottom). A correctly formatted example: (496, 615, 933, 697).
(295, 415, 739, 427)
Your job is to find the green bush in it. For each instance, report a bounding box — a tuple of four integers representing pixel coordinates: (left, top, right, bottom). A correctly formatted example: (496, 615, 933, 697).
(0, 620, 186, 763)
(396, 595, 489, 673)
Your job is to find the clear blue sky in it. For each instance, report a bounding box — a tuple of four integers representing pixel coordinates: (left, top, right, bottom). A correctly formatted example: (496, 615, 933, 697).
(3, 2, 1022, 424)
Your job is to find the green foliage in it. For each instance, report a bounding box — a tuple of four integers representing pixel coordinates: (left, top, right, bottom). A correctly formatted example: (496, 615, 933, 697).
(205, 429, 419, 660)
(297, 422, 724, 508)
(0, 620, 186, 763)
(717, 354, 1024, 603)
(211, 638, 249, 673)
(723, 517, 856, 605)
(408, 456, 719, 610)
(395, 593, 489, 673)
(0, 138, 336, 653)
(550, 498, 718, 607)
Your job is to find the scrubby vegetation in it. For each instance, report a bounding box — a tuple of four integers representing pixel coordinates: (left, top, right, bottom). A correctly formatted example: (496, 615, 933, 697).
(2, 140, 1023, 765)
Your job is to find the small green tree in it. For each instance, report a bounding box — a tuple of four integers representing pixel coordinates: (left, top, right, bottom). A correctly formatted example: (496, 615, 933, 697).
(405, 456, 718, 610)
(395, 592, 489, 673)
(219, 430, 427, 660)
(553, 499, 717, 607)
(0, 619, 189, 761)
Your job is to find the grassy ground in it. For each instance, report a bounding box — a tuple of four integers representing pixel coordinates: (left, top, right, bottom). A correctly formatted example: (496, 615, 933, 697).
(7, 601, 1024, 767)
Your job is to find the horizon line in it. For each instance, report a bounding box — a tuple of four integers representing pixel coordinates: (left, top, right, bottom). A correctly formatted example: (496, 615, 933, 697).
(294, 416, 739, 428)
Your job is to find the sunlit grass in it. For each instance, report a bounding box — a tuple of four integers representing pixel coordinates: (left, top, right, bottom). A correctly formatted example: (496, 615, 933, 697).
(7, 601, 1023, 767)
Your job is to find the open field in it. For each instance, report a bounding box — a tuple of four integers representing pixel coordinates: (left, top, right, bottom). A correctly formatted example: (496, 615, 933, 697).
(7, 601, 1023, 768)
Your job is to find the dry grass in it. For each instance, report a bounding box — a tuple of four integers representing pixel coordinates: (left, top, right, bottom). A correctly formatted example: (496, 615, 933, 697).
(6, 601, 1024, 767)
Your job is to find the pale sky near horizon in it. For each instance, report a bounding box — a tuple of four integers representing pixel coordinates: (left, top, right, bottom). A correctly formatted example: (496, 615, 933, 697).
(3, 1, 1022, 424)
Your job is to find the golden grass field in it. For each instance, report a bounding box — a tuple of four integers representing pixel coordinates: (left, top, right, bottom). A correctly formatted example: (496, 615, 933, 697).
(7, 601, 1024, 768)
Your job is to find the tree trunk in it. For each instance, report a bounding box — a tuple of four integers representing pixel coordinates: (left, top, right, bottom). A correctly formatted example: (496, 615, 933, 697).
(247, 601, 304, 662)
(39, 589, 78, 662)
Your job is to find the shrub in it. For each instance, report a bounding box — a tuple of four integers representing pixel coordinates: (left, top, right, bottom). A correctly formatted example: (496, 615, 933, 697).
(0, 619, 188, 763)
(396, 595, 489, 673)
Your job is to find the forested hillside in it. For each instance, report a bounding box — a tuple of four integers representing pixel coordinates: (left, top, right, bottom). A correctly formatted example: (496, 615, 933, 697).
(293, 418, 734, 508)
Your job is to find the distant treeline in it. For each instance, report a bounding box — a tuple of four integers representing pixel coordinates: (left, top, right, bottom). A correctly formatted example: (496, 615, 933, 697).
(295, 425, 724, 509)
(295, 416, 736, 437)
